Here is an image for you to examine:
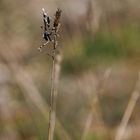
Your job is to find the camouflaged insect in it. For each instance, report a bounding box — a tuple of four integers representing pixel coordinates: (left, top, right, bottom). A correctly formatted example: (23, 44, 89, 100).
(38, 8, 62, 52)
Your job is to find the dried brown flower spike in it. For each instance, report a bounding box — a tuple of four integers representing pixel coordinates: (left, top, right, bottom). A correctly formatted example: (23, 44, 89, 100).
(53, 9, 62, 33)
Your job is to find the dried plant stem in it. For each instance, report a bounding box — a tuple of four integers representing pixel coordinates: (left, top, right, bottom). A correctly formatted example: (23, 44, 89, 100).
(0, 49, 71, 140)
(6, 62, 70, 140)
(115, 71, 140, 140)
(48, 34, 62, 140)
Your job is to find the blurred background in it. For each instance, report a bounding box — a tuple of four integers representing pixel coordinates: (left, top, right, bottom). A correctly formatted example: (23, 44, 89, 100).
(0, 0, 140, 140)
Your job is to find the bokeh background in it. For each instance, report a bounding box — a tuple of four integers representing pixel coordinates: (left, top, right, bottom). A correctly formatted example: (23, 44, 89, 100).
(0, 0, 140, 140)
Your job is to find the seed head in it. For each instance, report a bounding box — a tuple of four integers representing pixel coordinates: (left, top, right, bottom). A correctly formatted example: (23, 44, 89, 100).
(53, 9, 62, 29)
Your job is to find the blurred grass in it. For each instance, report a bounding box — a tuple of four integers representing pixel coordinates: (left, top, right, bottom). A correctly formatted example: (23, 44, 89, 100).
(62, 23, 140, 75)
(0, 0, 140, 140)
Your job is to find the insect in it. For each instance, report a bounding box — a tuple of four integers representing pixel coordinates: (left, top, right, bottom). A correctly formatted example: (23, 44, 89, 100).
(38, 8, 61, 52)
(38, 8, 52, 52)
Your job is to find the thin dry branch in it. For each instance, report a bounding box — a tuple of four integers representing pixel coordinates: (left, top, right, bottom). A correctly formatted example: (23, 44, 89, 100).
(38, 8, 62, 140)
(48, 9, 62, 140)
(115, 71, 140, 140)
(48, 52, 62, 140)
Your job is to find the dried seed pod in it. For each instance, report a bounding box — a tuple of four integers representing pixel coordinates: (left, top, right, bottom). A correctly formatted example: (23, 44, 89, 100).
(53, 9, 62, 30)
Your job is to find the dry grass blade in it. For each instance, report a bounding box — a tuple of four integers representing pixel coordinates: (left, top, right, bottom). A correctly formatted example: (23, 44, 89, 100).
(115, 71, 140, 140)
(48, 8, 62, 140)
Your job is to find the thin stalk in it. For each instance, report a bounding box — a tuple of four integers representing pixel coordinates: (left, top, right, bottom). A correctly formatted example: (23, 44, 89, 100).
(48, 34, 62, 140)
(39, 8, 62, 140)
(115, 71, 140, 140)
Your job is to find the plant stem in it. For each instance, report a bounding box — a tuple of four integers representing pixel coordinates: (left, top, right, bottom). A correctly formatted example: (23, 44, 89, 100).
(115, 71, 140, 140)
(48, 34, 62, 140)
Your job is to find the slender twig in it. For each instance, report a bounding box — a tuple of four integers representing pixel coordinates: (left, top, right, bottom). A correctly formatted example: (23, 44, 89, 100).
(40, 8, 62, 140)
(115, 71, 140, 140)
(48, 50, 62, 140)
